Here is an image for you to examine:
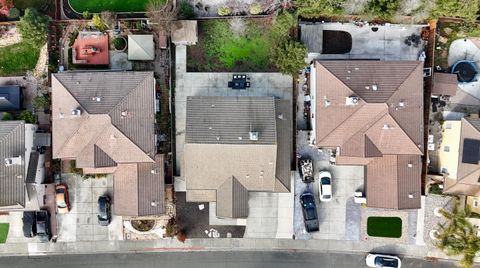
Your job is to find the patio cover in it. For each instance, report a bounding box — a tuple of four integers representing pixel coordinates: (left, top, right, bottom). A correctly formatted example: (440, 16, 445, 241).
(0, 85, 21, 111)
(128, 35, 155, 60)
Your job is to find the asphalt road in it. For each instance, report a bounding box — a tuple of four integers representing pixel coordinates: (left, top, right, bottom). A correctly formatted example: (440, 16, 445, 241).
(0, 251, 463, 268)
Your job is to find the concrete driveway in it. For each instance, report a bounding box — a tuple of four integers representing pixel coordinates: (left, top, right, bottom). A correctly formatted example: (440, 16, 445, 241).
(295, 132, 364, 240)
(56, 174, 123, 242)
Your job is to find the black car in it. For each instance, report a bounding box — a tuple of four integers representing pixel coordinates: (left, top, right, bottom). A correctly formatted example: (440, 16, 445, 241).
(300, 192, 319, 232)
(35, 210, 51, 242)
(22, 211, 36, 238)
(98, 196, 111, 226)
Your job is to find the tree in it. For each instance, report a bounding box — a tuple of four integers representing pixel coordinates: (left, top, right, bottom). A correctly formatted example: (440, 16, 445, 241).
(293, 0, 346, 18)
(18, 111, 37, 124)
(92, 14, 107, 31)
(364, 0, 400, 20)
(430, 0, 480, 22)
(146, 0, 178, 35)
(17, 8, 49, 44)
(178, 0, 194, 19)
(271, 11, 297, 42)
(32, 95, 50, 110)
(1, 112, 13, 121)
(271, 40, 307, 75)
(436, 199, 480, 268)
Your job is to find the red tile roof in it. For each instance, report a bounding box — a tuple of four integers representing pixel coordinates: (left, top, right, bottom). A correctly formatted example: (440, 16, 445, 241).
(72, 32, 109, 65)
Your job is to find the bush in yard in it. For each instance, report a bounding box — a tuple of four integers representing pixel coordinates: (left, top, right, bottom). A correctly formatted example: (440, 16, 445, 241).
(92, 14, 107, 31)
(17, 8, 49, 44)
(271, 11, 297, 42)
(294, 0, 346, 18)
(113, 37, 126, 50)
(165, 217, 178, 237)
(271, 40, 307, 75)
(217, 6, 231, 16)
(82, 10, 91, 19)
(430, 0, 479, 22)
(32, 95, 50, 110)
(1, 112, 13, 121)
(249, 3, 262, 15)
(178, 0, 194, 19)
(364, 0, 401, 20)
(18, 111, 37, 124)
(8, 7, 19, 18)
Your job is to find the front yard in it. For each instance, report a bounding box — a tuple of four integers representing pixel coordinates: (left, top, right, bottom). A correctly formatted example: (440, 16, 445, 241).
(0, 41, 40, 76)
(367, 216, 402, 238)
(187, 19, 276, 72)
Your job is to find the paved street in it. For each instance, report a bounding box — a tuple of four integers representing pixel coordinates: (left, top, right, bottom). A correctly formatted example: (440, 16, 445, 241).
(0, 251, 461, 268)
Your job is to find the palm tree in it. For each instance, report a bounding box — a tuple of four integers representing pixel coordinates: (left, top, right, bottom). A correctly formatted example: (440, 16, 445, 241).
(436, 198, 480, 268)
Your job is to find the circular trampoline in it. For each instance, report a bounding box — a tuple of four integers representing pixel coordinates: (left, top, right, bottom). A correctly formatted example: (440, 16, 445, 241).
(451, 60, 478, 82)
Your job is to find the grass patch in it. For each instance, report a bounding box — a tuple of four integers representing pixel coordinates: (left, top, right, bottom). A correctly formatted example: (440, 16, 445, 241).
(0, 223, 9, 243)
(187, 19, 275, 72)
(0, 42, 40, 76)
(68, 0, 164, 13)
(367, 216, 402, 238)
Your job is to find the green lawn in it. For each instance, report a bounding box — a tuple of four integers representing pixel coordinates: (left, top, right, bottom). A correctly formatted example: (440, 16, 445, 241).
(0, 223, 9, 243)
(68, 0, 163, 13)
(0, 42, 40, 76)
(188, 20, 274, 72)
(367, 217, 402, 238)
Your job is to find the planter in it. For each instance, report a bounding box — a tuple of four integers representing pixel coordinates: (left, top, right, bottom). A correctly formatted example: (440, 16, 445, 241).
(113, 36, 127, 51)
(130, 220, 155, 232)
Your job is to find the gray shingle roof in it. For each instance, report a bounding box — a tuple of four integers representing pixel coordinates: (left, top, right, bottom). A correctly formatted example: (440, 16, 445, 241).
(185, 96, 277, 145)
(0, 121, 25, 207)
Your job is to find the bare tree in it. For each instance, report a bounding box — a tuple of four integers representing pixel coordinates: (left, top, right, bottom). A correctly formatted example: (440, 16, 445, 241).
(100, 11, 116, 29)
(146, 0, 178, 35)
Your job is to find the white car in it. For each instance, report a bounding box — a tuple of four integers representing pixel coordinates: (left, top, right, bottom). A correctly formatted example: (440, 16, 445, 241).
(318, 170, 332, 202)
(366, 253, 402, 268)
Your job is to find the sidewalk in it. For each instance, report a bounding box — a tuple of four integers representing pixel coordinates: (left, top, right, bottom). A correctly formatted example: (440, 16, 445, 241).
(0, 238, 437, 258)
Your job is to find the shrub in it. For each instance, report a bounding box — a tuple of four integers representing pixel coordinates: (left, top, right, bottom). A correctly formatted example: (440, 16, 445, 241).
(249, 3, 262, 15)
(429, 183, 443, 195)
(32, 95, 50, 110)
(1, 112, 13, 121)
(17, 8, 49, 44)
(18, 111, 37, 123)
(430, 0, 480, 22)
(165, 217, 178, 237)
(294, 0, 346, 18)
(8, 7, 19, 18)
(271, 40, 307, 74)
(92, 14, 107, 31)
(112, 37, 126, 50)
(179, 0, 194, 19)
(217, 6, 231, 16)
(82, 10, 91, 19)
(271, 11, 296, 42)
(364, 0, 401, 20)
(68, 30, 79, 47)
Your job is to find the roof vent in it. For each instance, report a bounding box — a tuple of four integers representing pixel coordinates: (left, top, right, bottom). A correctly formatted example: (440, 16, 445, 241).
(399, 101, 406, 107)
(365, 86, 370, 90)
(216, 136, 221, 141)
(372, 84, 378, 91)
(5, 156, 22, 166)
(355, 67, 359, 71)
(59, 112, 64, 118)
(71, 108, 81, 116)
(151, 200, 158, 207)
(278, 113, 284, 120)
(346, 95, 360, 105)
(76, 81, 80, 85)
(249, 131, 259, 141)
(238, 137, 243, 140)
(383, 124, 390, 130)
(94, 96, 102, 102)
(407, 163, 413, 168)
(121, 110, 128, 118)
(408, 193, 415, 199)
(324, 99, 331, 107)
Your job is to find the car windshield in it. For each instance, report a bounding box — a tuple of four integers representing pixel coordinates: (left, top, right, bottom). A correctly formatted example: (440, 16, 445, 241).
(56, 188, 65, 194)
(321, 177, 331, 185)
(57, 201, 67, 208)
(375, 257, 398, 267)
(323, 194, 331, 199)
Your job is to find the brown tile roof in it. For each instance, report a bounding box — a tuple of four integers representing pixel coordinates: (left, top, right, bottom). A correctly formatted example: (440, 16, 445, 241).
(444, 118, 480, 195)
(433, 73, 457, 96)
(114, 155, 165, 216)
(52, 71, 164, 216)
(216, 176, 248, 218)
(314, 60, 424, 209)
(184, 96, 291, 218)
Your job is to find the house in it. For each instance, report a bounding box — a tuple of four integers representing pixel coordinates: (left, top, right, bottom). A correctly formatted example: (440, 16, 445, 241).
(183, 96, 291, 218)
(128, 35, 155, 61)
(0, 121, 47, 211)
(442, 117, 480, 197)
(171, 20, 198, 46)
(310, 60, 424, 209)
(72, 31, 109, 65)
(0, 85, 21, 111)
(51, 71, 165, 216)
